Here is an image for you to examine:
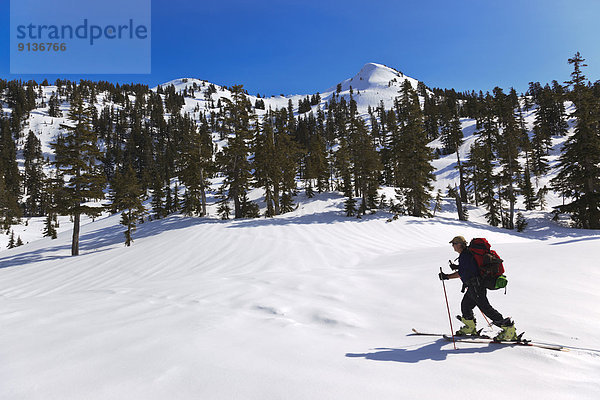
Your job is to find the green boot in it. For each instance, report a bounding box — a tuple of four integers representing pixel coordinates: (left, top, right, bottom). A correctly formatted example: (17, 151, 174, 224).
(494, 319, 518, 341)
(455, 316, 477, 336)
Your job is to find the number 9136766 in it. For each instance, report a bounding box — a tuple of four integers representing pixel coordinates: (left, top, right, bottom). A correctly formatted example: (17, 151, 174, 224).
(18, 43, 67, 52)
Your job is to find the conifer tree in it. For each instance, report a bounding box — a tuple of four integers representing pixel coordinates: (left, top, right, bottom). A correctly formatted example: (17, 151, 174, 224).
(520, 164, 537, 210)
(217, 85, 257, 219)
(254, 113, 279, 216)
(0, 118, 21, 201)
(7, 230, 15, 249)
(432, 189, 443, 216)
(551, 52, 600, 229)
(178, 117, 213, 216)
(440, 98, 467, 202)
(496, 90, 523, 229)
(530, 92, 553, 178)
(515, 212, 528, 232)
(304, 129, 329, 195)
(468, 95, 500, 225)
(275, 109, 300, 214)
(150, 175, 166, 219)
(51, 91, 106, 255)
(348, 110, 382, 213)
(110, 166, 146, 246)
(48, 94, 62, 117)
(0, 168, 21, 230)
(0, 118, 22, 228)
(43, 214, 58, 239)
(336, 139, 356, 216)
(255, 111, 301, 216)
(394, 81, 435, 217)
(23, 131, 46, 216)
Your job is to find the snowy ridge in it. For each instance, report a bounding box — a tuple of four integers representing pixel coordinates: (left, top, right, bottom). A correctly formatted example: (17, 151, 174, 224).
(154, 63, 424, 118)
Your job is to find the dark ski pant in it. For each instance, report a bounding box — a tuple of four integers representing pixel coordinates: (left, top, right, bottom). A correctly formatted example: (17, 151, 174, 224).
(461, 282, 503, 324)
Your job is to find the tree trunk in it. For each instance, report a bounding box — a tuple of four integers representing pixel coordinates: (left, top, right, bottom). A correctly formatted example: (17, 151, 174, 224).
(72, 212, 80, 256)
(454, 185, 466, 221)
(273, 183, 281, 216)
(199, 168, 207, 217)
(456, 151, 467, 203)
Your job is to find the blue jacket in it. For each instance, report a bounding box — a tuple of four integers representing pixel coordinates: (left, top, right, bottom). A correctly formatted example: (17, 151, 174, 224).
(457, 250, 479, 283)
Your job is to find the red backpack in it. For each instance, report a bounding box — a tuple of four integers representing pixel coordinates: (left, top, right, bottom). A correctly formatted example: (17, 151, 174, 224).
(467, 238, 505, 279)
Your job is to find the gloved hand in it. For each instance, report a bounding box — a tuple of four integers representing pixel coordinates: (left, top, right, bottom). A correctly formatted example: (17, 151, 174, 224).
(449, 260, 459, 270)
(439, 272, 450, 280)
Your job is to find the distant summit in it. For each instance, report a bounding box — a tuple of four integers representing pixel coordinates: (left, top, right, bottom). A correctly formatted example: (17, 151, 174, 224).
(326, 62, 421, 93)
(154, 62, 426, 116)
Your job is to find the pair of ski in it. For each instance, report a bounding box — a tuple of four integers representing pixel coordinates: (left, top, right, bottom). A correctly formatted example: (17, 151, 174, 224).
(411, 328, 567, 352)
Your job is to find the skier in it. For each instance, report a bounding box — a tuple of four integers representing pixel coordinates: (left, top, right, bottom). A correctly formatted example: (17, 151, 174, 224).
(439, 235, 517, 341)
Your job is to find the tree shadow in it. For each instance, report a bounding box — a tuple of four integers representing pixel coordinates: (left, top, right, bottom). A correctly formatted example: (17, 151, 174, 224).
(405, 212, 600, 242)
(346, 338, 504, 364)
(0, 214, 222, 270)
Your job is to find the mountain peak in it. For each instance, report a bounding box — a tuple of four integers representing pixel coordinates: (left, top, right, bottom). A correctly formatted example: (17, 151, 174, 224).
(327, 62, 419, 94)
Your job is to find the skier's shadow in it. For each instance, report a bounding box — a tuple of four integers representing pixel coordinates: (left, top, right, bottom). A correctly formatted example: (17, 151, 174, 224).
(346, 338, 503, 363)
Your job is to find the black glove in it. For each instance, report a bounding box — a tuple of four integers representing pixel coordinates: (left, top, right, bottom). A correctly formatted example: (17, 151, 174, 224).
(439, 272, 450, 281)
(449, 260, 459, 270)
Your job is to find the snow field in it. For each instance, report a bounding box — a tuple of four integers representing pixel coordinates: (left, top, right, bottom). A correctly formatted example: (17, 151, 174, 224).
(1, 192, 599, 399)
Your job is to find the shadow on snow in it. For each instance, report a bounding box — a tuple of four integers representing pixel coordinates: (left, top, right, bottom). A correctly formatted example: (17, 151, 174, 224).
(346, 338, 503, 363)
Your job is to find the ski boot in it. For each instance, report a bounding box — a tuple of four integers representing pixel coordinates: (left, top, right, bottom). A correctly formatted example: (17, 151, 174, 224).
(455, 316, 477, 336)
(494, 318, 518, 341)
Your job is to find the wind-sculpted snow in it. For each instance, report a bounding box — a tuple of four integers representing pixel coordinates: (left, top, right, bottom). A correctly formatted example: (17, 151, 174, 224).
(1, 191, 599, 399)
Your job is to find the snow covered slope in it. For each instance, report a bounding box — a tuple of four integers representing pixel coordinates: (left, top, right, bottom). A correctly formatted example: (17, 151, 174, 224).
(153, 62, 423, 119)
(2, 64, 599, 399)
(1, 191, 599, 399)
(319, 62, 422, 113)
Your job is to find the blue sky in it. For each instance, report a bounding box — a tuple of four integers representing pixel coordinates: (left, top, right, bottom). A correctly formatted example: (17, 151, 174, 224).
(1, 0, 599, 96)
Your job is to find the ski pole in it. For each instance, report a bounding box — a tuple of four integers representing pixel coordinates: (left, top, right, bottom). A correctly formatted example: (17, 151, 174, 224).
(478, 307, 492, 327)
(440, 267, 456, 350)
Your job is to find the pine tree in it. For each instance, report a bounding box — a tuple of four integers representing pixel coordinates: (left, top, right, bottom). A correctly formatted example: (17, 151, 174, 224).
(432, 189, 443, 216)
(23, 131, 46, 216)
(520, 164, 537, 210)
(304, 129, 329, 195)
(216, 185, 231, 220)
(254, 113, 280, 217)
(254, 111, 299, 216)
(7, 230, 15, 249)
(51, 91, 106, 255)
(0, 118, 21, 203)
(530, 96, 552, 178)
(336, 139, 356, 216)
(439, 97, 467, 202)
(110, 166, 146, 246)
(348, 114, 381, 213)
(48, 94, 62, 117)
(551, 52, 600, 229)
(515, 212, 528, 232)
(496, 89, 522, 229)
(0, 119, 22, 229)
(217, 85, 257, 219)
(178, 116, 213, 217)
(468, 95, 500, 226)
(389, 188, 408, 220)
(43, 214, 58, 239)
(394, 82, 435, 217)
